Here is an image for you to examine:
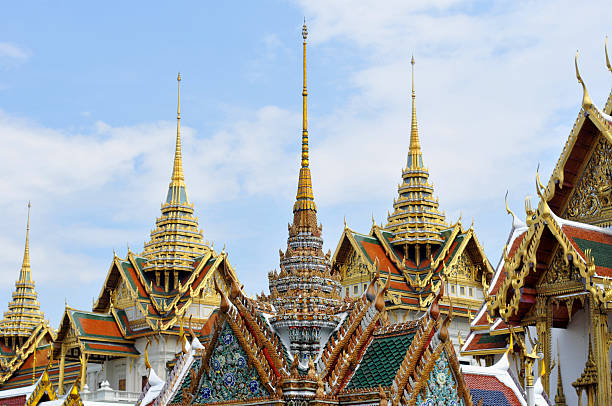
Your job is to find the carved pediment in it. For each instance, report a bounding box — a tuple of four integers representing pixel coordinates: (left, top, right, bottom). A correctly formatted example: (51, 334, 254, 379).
(538, 248, 581, 294)
(565, 136, 612, 225)
(448, 253, 480, 283)
(344, 250, 370, 278)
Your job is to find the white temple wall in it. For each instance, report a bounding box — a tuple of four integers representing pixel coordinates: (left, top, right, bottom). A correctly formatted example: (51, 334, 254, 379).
(550, 308, 588, 406)
(88, 335, 182, 394)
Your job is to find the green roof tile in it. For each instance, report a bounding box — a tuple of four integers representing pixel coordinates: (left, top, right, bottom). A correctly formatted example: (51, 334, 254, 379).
(346, 332, 415, 390)
(573, 237, 612, 269)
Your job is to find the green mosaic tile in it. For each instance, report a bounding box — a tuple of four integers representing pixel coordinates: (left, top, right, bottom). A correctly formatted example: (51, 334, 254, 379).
(345, 332, 415, 390)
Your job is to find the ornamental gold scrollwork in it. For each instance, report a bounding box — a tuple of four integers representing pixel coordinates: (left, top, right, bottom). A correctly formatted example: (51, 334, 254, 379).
(542, 248, 579, 285)
(447, 253, 478, 281)
(566, 137, 612, 221)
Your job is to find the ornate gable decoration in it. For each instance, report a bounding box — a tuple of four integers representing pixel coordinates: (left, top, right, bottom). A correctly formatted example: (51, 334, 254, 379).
(189, 323, 266, 404)
(416, 351, 465, 406)
(565, 136, 612, 226)
(543, 248, 578, 284)
(447, 253, 479, 283)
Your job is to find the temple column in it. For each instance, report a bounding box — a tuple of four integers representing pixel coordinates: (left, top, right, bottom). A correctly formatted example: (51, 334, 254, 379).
(590, 297, 610, 406)
(80, 354, 87, 389)
(535, 295, 551, 395)
(58, 346, 66, 395)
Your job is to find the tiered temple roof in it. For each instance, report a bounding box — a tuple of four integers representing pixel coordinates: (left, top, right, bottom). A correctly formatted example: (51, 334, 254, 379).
(0, 204, 46, 351)
(385, 57, 448, 249)
(46, 74, 235, 396)
(129, 25, 500, 406)
(333, 59, 493, 320)
(135, 259, 478, 406)
(141, 73, 211, 292)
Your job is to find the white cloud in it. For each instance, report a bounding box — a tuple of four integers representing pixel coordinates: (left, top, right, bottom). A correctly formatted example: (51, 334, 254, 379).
(0, 104, 300, 287)
(0, 2, 610, 320)
(294, 0, 611, 213)
(0, 42, 30, 67)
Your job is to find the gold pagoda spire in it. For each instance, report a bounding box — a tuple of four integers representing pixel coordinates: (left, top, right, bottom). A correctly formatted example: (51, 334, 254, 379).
(0, 202, 45, 349)
(20, 201, 32, 282)
(142, 74, 209, 290)
(408, 55, 422, 168)
(269, 22, 340, 361)
(554, 346, 567, 406)
(293, 21, 316, 214)
(172, 72, 185, 185)
(166, 73, 189, 205)
(385, 56, 447, 249)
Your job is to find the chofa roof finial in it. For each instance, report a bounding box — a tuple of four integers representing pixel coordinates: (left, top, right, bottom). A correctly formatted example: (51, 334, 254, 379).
(575, 50, 594, 111)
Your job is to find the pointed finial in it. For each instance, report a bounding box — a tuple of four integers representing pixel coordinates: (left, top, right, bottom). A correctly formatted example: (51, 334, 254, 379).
(301, 21, 309, 168)
(575, 51, 594, 111)
(171, 72, 185, 185)
(20, 201, 32, 282)
(292, 19, 318, 215)
(606, 36, 612, 73)
(407, 54, 422, 169)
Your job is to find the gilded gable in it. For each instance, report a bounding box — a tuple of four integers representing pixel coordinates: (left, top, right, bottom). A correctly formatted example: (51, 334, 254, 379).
(564, 135, 612, 226)
(448, 253, 480, 283)
(538, 247, 581, 295)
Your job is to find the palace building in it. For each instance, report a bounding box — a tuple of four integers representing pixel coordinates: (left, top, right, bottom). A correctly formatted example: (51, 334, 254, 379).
(0, 73, 236, 405)
(332, 57, 493, 359)
(0, 205, 60, 390)
(2, 22, 608, 406)
(130, 23, 483, 406)
(461, 46, 612, 406)
(49, 73, 236, 403)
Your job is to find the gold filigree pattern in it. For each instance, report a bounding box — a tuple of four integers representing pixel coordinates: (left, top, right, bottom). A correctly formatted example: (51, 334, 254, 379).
(542, 248, 579, 285)
(447, 253, 478, 282)
(565, 136, 612, 224)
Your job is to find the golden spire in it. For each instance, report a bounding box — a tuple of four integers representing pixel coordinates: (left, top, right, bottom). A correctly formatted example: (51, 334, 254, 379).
(293, 21, 317, 214)
(410, 57, 420, 151)
(0, 202, 45, 347)
(385, 56, 447, 246)
(301, 21, 309, 168)
(171, 72, 185, 185)
(164, 73, 190, 205)
(407, 55, 423, 169)
(142, 73, 209, 286)
(554, 345, 567, 406)
(21, 201, 31, 282)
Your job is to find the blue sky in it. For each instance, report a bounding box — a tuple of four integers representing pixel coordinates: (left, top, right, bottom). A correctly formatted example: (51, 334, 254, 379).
(0, 1, 610, 327)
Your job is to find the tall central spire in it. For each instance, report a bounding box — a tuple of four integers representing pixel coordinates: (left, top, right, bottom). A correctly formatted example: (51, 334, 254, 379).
(293, 22, 317, 215)
(269, 22, 341, 362)
(301, 22, 309, 168)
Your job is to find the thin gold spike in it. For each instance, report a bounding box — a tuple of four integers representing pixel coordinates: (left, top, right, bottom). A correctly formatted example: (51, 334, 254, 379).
(606, 36, 612, 73)
(575, 51, 594, 111)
